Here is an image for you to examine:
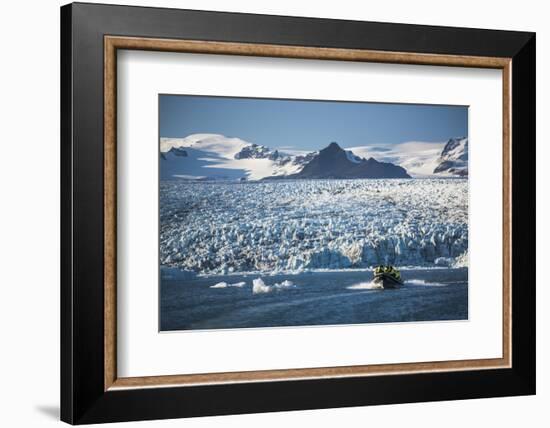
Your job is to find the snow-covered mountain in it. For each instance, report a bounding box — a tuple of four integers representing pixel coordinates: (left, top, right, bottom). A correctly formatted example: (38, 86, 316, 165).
(160, 135, 409, 180)
(160, 134, 305, 180)
(346, 137, 468, 178)
(160, 134, 467, 180)
(433, 137, 468, 176)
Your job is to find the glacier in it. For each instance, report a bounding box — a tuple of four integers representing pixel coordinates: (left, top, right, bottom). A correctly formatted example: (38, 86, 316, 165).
(160, 178, 468, 275)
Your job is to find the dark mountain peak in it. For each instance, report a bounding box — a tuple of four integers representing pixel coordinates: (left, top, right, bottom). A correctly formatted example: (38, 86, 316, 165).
(319, 142, 346, 158)
(293, 142, 410, 179)
(320, 142, 348, 159)
(166, 147, 188, 157)
(325, 141, 343, 151)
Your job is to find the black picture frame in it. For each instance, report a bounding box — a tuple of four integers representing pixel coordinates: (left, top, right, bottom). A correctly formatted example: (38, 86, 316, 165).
(61, 2, 535, 424)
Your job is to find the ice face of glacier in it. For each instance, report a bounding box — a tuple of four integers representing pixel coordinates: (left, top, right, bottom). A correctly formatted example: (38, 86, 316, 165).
(159, 179, 468, 275)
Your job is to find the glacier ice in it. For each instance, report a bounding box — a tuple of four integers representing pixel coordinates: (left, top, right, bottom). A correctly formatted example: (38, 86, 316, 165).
(160, 178, 468, 275)
(452, 250, 468, 268)
(434, 257, 453, 267)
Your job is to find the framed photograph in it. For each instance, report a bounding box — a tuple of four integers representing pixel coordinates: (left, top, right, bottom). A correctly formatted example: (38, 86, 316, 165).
(61, 2, 535, 424)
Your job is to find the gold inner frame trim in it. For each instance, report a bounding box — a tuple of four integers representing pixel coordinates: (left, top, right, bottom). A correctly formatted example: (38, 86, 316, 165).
(104, 35, 512, 391)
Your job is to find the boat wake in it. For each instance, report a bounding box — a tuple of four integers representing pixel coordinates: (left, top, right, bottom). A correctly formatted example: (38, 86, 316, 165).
(405, 279, 447, 287)
(346, 278, 447, 290)
(346, 281, 382, 290)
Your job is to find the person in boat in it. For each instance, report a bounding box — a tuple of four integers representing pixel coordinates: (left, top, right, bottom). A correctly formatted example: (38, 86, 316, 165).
(374, 265, 401, 281)
(389, 266, 401, 281)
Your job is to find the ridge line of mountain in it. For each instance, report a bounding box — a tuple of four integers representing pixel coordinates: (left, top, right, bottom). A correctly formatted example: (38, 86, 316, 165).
(160, 134, 468, 180)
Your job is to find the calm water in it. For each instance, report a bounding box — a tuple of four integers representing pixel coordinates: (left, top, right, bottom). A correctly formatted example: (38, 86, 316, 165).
(160, 268, 467, 331)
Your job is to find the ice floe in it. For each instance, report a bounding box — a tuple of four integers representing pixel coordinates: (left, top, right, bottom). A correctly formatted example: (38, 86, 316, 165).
(252, 278, 271, 294)
(252, 278, 295, 294)
(210, 281, 246, 288)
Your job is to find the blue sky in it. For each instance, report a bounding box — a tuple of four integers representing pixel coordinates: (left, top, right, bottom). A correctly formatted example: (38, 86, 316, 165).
(159, 94, 467, 151)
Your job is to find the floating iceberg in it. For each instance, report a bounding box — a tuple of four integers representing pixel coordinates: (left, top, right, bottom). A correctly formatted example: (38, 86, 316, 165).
(210, 282, 229, 288)
(210, 281, 246, 289)
(252, 278, 295, 294)
(252, 278, 271, 294)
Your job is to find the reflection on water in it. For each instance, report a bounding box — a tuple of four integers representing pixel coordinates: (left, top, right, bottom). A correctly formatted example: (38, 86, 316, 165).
(160, 268, 468, 331)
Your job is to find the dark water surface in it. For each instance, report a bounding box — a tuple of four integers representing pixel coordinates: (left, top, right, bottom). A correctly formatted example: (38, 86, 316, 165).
(160, 268, 468, 331)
